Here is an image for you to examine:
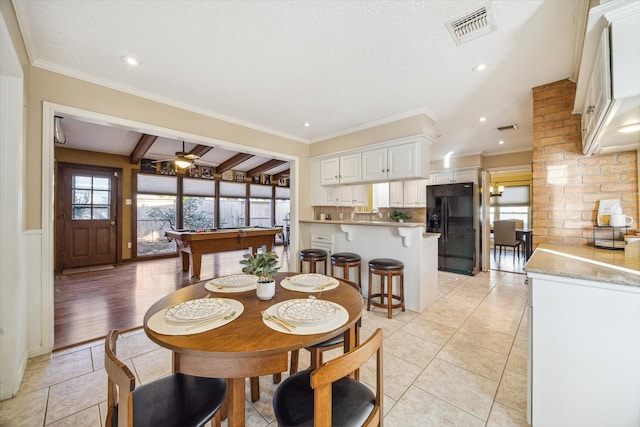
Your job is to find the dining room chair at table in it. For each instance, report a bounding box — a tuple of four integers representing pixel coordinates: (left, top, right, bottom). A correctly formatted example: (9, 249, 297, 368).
(104, 329, 227, 427)
(273, 328, 383, 427)
(493, 219, 522, 261)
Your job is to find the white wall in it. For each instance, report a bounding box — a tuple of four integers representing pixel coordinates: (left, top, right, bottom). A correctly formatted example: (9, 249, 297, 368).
(0, 9, 28, 400)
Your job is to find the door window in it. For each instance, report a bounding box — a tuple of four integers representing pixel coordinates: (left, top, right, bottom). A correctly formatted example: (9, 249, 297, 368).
(71, 175, 111, 220)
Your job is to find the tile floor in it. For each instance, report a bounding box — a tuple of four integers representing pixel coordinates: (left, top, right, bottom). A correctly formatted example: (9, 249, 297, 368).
(0, 270, 530, 427)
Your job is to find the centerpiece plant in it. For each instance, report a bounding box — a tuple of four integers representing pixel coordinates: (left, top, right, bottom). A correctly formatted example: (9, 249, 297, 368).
(390, 210, 412, 222)
(240, 251, 280, 283)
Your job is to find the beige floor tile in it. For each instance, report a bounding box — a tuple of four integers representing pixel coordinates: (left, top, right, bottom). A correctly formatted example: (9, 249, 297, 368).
(45, 369, 107, 424)
(0, 387, 48, 427)
(414, 358, 498, 421)
(384, 329, 442, 368)
(505, 345, 527, 373)
(453, 322, 515, 355)
(110, 330, 161, 360)
(399, 316, 457, 346)
(384, 386, 484, 427)
(361, 310, 407, 337)
(360, 352, 422, 400)
(486, 402, 529, 427)
(419, 299, 474, 329)
(45, 405, 102, 427)
(495, 368, 527, 414)
(20, 349, 93, 393)
(437, 338, 508, 381)
(131, 347, 172, 384)
(466, 308, 523, 336)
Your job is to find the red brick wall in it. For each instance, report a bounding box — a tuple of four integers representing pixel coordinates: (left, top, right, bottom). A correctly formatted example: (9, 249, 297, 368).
(532, 79, 638, 247)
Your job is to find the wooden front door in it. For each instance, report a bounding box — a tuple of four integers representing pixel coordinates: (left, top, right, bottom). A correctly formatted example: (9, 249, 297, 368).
(57, 164, 120, 271)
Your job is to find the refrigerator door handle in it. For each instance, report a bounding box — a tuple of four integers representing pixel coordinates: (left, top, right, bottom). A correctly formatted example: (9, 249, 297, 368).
(442, 197, 448, 242)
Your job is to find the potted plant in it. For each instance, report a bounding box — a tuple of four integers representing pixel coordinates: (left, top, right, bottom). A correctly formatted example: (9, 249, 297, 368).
(390, 210, 412, 222)
(240, 251, 280, 300)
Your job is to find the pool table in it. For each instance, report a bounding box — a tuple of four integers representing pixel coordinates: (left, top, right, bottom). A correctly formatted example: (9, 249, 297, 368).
(165, 227, 281, 278)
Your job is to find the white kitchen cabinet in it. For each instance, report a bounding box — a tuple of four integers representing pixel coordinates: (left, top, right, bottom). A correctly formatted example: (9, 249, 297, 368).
(320, 153, 361, 185)
(403, 179, 428, 207)
(325, 186, 340, 205)
(527, 269, 640, 426)
(338, 184, 369, 206)
(389, 181, 404, 208)
(581, 27, 612, 155)
(430, 169, 477, 185)
(361, 139, 430, 182)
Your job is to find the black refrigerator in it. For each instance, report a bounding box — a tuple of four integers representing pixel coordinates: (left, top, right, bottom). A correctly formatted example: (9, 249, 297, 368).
(426, 182, 477, 275)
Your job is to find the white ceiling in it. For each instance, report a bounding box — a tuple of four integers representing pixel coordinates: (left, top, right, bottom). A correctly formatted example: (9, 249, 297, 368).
(14, 0, 581, 161)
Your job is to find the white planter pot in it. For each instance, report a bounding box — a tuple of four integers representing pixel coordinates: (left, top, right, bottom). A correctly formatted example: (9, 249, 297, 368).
(256, 280, 276, 300)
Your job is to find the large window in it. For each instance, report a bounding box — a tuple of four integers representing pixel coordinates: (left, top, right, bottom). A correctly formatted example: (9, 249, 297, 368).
(134, 174, 290, 257)
(490, 185, 530, 228)
(219, 181, 246, 228)
(136, 175, 178, 256)
(249, 184, 273, 227)
(183, 177, 216, 230)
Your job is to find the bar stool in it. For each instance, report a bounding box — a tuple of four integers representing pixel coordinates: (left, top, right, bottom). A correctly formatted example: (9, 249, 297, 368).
(330, 252, 362, 291)
(367, 258, 405, 319)
(299, 249, 327, 274)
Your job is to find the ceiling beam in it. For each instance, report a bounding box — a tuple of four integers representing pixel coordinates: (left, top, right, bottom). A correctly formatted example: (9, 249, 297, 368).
(189, 144, 213, 158)
(247, 160, 287, 177)
(129, 134, 158, 164)
(272, 169, 290, 181)
(216, 153, 254, 174)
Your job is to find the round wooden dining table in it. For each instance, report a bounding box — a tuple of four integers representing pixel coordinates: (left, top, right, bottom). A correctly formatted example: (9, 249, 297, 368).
(143, 272, 364, 427)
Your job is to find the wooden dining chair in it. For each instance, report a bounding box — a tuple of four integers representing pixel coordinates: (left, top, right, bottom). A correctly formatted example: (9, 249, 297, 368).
(104, 330, 227, 427)
(273, 328, 383, 427)
(493, 220, 522, 260)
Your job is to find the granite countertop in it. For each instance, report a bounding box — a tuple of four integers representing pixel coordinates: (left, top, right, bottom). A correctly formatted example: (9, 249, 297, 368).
(299, 219, 425, 228)
(524, 243, 640, 287)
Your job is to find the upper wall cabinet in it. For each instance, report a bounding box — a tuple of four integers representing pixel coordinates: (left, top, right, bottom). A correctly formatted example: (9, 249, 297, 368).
(361, 138, 430, 182)
(430, 169, 478, 185)
(575, 2, 640, 155)
(320, 153, 361, 185)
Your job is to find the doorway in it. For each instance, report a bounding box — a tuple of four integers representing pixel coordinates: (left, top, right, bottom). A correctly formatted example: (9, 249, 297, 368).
(55, 163, 122, 272)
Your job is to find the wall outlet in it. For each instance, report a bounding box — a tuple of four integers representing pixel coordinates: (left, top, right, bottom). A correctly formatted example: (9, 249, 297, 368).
(127, 242, 132, 249)
(125, 199, 132, 205)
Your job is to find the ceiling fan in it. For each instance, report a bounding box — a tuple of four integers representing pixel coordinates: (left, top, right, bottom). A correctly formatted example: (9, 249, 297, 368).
(152, 141, 200, 169)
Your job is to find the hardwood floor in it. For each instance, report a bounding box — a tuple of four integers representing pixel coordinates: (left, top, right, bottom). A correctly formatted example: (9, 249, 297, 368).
(53, 246, 291, 350)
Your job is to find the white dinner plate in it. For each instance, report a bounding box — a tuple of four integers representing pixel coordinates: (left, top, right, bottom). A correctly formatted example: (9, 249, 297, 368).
(288, 274, 337, 287)
(210, 274, 258, 288)
(276, 298, 337, 325)
(165, 298, 231, 323)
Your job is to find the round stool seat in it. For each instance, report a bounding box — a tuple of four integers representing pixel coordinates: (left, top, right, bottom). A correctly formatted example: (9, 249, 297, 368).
(299, 249, 327, 274)
(331, 252, 361, 263)
(300, 249, 327, 258)
(369, 258, 404, 271)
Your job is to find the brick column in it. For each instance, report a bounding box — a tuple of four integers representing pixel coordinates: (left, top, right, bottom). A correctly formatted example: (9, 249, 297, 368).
(531, 79, 638, 247)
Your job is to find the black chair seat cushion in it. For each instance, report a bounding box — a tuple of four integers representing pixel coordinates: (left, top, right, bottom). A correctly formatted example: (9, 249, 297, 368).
(369, 258, 404, 271)
(273, 370, 375, 427)
(300, 249, 328, 258)
(111, 373, 227, 427)
(310, 333, 344, 349)
(331, 252, 361, 263)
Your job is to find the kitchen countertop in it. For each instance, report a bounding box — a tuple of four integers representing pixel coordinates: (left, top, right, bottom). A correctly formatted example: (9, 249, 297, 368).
(524, 243, 640, 287)
(300, 219, 425, 228)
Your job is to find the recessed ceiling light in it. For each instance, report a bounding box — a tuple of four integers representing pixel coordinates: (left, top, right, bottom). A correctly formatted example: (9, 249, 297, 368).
(472, 63, 488, 72)
(303, 122, 310, 127)
(498, 140, 505, 145)
(479, 116, 487, 123)
(618, 123, 640, 133)
(121, 56, 138, 66)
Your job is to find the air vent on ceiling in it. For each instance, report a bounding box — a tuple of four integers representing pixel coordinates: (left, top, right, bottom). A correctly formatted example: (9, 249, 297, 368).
(496, 124, 518, 132)
(446, 5, 496, 46)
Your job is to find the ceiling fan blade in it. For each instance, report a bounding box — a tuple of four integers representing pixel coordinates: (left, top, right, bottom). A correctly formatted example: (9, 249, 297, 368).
(185, 154, 200, 160)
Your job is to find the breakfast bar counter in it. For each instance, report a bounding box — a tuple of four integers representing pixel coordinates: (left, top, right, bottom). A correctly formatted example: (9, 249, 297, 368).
(299, 220, 440, 312)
